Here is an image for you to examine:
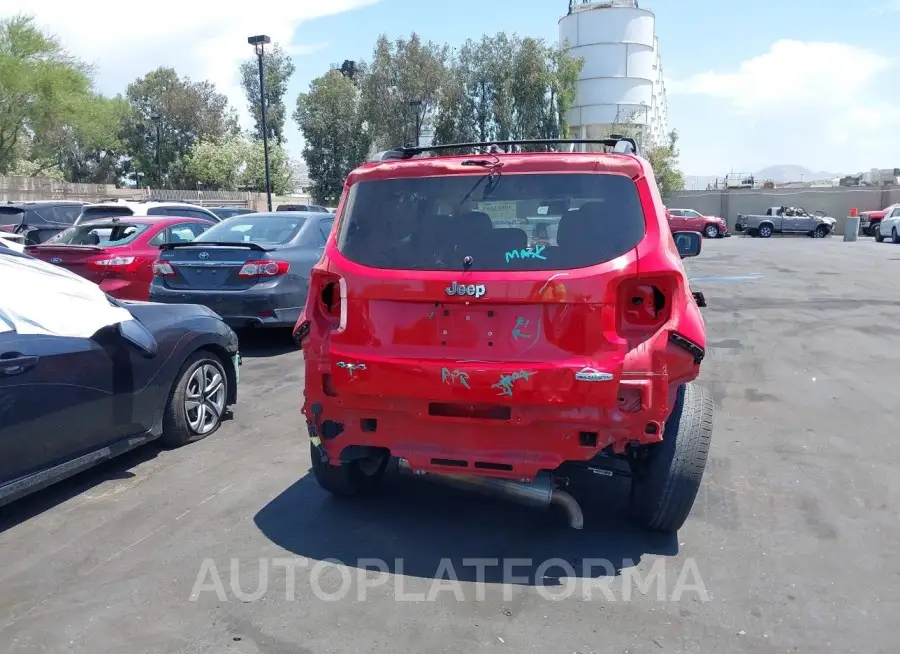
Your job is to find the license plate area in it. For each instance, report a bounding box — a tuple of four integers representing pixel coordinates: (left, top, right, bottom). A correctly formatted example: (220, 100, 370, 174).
(434, 304, 543, 353)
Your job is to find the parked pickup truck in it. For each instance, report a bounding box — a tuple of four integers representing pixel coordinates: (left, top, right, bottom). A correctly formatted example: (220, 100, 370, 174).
(859, 204, 899, 237)
(735, 206, 836, 238)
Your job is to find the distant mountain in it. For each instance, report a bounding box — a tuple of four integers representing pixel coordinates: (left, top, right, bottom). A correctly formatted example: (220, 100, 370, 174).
(755, 165, 836, 183)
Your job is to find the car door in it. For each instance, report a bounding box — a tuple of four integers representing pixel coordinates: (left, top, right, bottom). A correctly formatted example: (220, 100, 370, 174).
(790, 208, 815, 232)
(884, 208, 900, 236)
(681, 210, 704, 231)
(0, 329, 130, 487)
(667, 210, 684, 230)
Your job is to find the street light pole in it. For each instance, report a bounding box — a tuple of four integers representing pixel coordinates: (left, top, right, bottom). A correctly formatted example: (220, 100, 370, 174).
(409, 100, 423, 147)
(248, 34, 273, 212)
(151, 114, 162, 188)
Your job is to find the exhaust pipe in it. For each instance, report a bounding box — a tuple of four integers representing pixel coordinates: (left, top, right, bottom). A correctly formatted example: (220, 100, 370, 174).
(398, 459, 584, 530)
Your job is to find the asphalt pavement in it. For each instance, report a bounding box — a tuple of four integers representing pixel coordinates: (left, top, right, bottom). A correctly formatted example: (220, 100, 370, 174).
(1, 236, 898, 653)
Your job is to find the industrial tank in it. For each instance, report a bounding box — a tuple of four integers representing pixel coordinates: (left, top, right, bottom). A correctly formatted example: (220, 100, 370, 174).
(559, 0, 666, 147)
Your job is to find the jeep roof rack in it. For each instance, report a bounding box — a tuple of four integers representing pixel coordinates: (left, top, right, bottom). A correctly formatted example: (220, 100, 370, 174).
(371, 137, 640, 162)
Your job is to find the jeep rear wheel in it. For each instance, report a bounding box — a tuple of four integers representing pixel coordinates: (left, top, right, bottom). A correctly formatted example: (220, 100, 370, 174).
(629, 383, 713, 533)
(310, 442, 389, 496)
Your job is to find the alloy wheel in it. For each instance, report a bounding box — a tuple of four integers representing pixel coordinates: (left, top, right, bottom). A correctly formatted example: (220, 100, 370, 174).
(184, 363, 227, 435)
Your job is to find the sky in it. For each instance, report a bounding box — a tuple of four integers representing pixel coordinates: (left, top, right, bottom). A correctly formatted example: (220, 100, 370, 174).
(3, 0, 900, 177)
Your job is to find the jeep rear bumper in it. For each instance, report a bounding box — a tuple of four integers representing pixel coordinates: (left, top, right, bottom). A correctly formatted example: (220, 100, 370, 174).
(305, 375, 679, 481)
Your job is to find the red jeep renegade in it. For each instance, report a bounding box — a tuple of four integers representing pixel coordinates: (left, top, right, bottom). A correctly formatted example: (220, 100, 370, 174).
(295, 138, 712, 533)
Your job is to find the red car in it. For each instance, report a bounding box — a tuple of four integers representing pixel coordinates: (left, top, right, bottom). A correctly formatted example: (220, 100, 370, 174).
(665, 208, 728, 238)
(295, 138, 713, 533)
(25, 216, 214, 301)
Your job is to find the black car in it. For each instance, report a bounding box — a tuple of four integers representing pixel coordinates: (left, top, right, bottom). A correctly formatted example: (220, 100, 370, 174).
(208, 206, 257, 220)
(276, 203, 330, 213)
(149, 211, 334, 329)
(0, 248, 240, 507)
(0, 201, 87, 245)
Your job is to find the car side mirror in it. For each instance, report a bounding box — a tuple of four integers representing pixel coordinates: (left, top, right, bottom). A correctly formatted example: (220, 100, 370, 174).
(118, 318, 158, 358)
(673, 231, 702, 258)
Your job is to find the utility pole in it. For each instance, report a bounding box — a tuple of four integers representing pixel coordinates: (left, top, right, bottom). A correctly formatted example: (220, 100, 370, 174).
(248, 34, 273, 211)
(409, 100, 423, 147)
(478, 80, 488, 142)
(151, 114, 162, 188)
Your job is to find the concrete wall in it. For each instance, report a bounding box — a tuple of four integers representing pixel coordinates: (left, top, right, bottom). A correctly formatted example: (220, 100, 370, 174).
(664, 187, 900, 235)
(0, 175, 311, 212)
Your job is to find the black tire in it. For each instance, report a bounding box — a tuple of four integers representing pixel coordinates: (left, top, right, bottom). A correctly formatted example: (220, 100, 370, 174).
(704, 224, 719, 239)
(875, 228, 884, 243)
(160, 350, 229, 447)
(747, 228, 758, 237)
(893, 228, 900, 244)
(758, 224, 773, 238)
(813, 225, 828, 238)
(310, 442, 389, 496)
(868, 224, 879, 237)
(629, 383, 713, 533)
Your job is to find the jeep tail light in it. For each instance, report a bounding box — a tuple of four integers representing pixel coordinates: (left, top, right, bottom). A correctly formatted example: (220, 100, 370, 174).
(311, 268, 346, 331)
(618, 277, 676, 335)
(152, 260, 175, 276)
(238, 260, 290, 277)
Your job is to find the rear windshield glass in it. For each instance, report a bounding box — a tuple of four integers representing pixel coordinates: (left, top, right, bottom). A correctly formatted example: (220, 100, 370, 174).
(80, 206, 135, 221)
(336, 173, 646, 271)
(0, 207, 24, 225)
(195, 215, 302, 245)
(50, 223, 148, 246)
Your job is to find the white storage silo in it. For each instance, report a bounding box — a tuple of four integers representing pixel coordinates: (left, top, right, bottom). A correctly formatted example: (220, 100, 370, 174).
(559, 0, 668, 149)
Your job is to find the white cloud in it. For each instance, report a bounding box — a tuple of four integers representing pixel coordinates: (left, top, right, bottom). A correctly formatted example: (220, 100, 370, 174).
(0, 0, 377, 128)
(668, 40, 900, 173)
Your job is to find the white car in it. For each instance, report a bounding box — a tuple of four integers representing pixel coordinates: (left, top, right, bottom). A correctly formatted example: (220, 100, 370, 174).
(875, 205, 900, 243)
(0, 232, 25, 252)
(74, 200, 222, 225)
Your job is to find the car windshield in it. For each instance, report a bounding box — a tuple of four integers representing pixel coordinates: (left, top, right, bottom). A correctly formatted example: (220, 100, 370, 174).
(49, 223, 149, 246)
(195, 215, 303, 245)
(336, 172, 646, 271)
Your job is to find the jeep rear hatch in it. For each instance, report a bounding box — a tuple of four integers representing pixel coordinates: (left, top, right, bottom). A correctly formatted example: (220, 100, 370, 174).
(306, 168, 667, 410)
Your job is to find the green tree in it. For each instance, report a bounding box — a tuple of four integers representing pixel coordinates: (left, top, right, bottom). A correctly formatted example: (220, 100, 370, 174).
(183, 133, 295, 194)
(240, 43, 295, 145)
(183, 134, 248, 190)
(295, 69, 371, 204)
(0, 15, 126, 181)
(242, 139, 295, 195)
(431, 34, 582, 150)
(647, 129, 685, 197)
(121, 67, 240, 188)
(361, 33, 449, 149)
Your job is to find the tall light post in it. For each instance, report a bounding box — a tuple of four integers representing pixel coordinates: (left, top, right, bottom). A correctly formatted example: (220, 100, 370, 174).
(248, 34, 273, 211)
(408, 99, 423, 147)
(151, 114, 162, 188)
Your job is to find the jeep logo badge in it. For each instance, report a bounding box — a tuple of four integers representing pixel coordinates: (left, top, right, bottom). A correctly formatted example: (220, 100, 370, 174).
(445, 281, 486, 298)
(575, 367, 613, 382)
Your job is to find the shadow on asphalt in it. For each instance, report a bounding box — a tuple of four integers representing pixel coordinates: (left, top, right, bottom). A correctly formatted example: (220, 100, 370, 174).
(0, 444, 162, 534)
(254, 463, 678, 585)
(236, 328, 299, 359)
